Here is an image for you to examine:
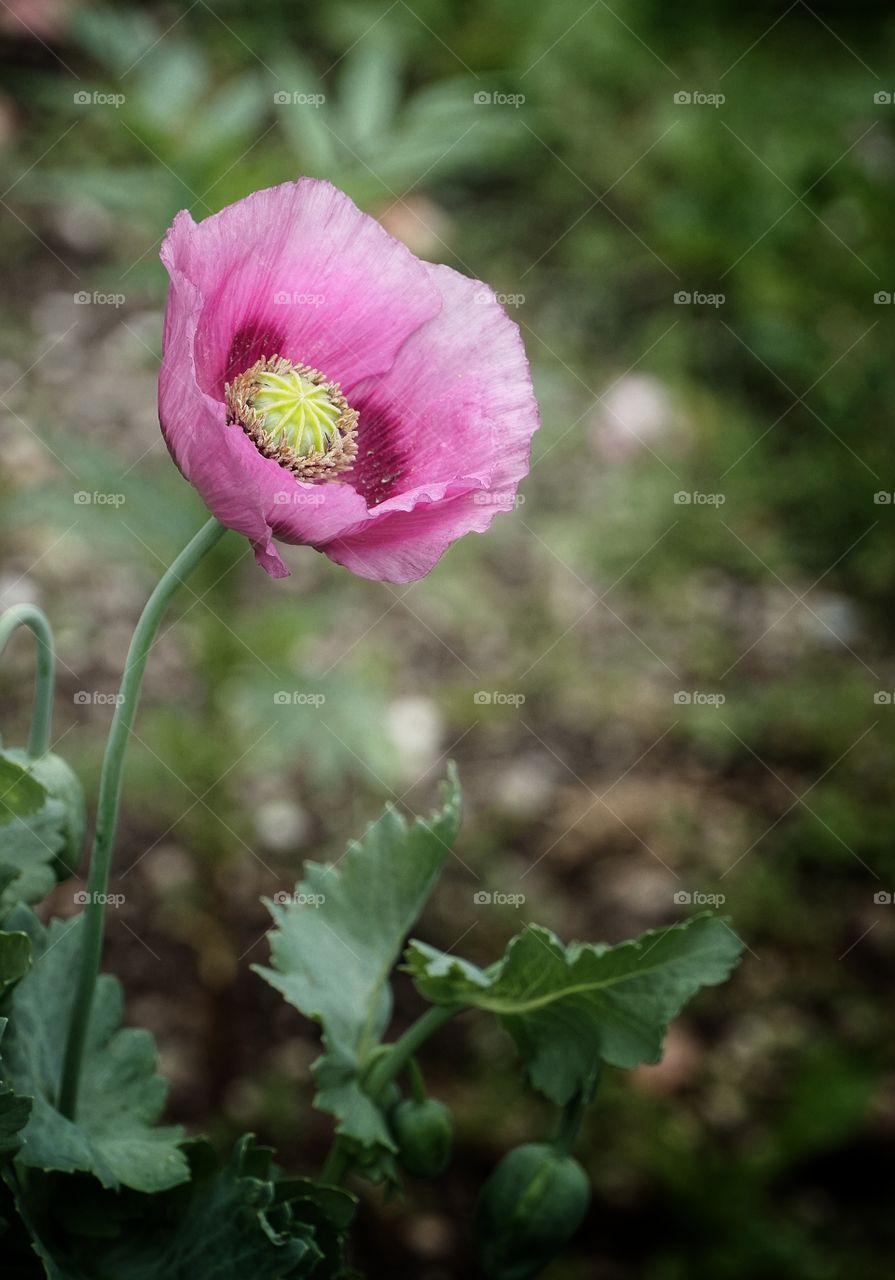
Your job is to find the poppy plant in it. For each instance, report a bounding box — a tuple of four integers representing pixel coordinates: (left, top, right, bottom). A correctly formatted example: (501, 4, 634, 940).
(158, 178, 539, 582)
(3, 175, 745, 1280)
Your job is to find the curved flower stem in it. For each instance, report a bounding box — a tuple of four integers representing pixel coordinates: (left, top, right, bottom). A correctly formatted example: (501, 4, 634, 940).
(365, 1005, 461, 1098)
(58, 516, 228, 1119)
(0, 604, 56, 758)
(321, 1004, 462, 1186)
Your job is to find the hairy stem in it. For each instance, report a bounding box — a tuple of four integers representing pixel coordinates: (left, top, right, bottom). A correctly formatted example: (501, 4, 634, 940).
(58, 517, 228, 1118)
(0, 604, 56, 758)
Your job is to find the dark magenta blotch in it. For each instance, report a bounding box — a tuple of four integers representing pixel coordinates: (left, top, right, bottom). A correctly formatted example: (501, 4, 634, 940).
(348, 397, 408, 505)
(222, 321, 287, 390)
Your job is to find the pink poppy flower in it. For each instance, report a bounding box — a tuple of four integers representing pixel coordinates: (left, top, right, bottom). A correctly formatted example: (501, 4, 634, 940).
(158, 179, 539, 582)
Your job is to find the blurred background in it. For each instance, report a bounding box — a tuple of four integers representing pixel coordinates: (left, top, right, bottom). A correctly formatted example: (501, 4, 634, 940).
(1, 1, 894, 1276)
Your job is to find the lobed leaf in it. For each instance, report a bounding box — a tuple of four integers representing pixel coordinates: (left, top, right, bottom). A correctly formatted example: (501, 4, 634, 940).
(406, 914, 744, 1104)
(0, 755, 66, 917)
(1, 1136, 356, 1279)
(0, 908, 188, 1193)
(255, 767, 461, 1163)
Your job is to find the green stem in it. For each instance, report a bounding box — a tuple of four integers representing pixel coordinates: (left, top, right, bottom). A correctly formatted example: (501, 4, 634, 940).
(406, 1056, 427, 1104)
(365, 1005, 461, 1099)
(320, 1139, 353, 1187)
(58, 517, 228, 1118)
(553, 1068, 599, 1155)
(0, 604, 56, 757)
(322, 1004, 461, 1187)
(553, 1093, 587, 1155)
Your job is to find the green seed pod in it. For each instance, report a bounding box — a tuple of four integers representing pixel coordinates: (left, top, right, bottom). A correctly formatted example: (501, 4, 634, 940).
(390, 1097, 454, 1179)
(474, 1143, 590, 1280)
(4, 748, 86, 874)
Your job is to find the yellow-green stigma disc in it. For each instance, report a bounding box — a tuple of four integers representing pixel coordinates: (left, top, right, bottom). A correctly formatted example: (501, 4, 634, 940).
(252, 367, 341, 457)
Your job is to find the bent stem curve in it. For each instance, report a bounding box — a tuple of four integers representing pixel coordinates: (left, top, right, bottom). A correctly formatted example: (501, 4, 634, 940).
(322, 1003, 462, 1186)
(0, 604, 56, 758)
(58, 516, 228, 1118)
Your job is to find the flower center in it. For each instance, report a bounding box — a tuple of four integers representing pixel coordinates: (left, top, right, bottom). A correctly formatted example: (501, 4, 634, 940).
(225, 355, 358, 481)
(252, 367, 340, 456)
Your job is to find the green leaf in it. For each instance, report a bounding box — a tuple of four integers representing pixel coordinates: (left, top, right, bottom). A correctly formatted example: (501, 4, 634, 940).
(0, 755, 66, 917)
(255, 767, 461, 1159)
(3, 748, 86, 880)
(2, 1137, 357, 1279)
(0, 1020, 31, 1163)
(0, 929, 31, 995)
(337, 33, 401, 150)
(179, 72, 268, 163)
(271, 56, 337, 173)
(406, 914, 744, 1104)
(0, 908, 189, 1192)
